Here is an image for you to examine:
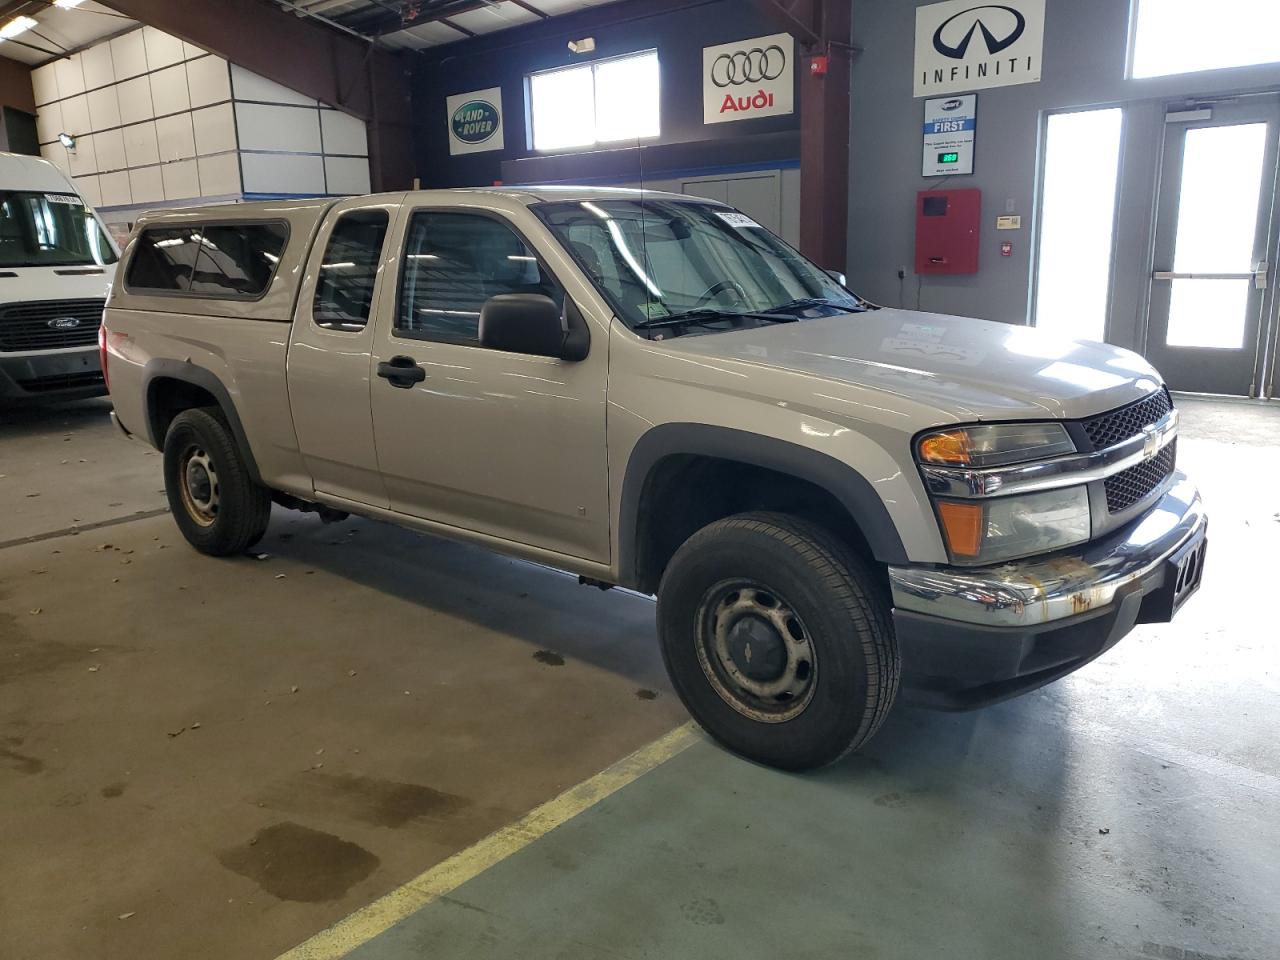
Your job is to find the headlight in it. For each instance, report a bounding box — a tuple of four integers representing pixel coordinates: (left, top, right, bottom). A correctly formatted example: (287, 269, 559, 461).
(917, 422, 1076, 468)
(935, 486, 1091, 565)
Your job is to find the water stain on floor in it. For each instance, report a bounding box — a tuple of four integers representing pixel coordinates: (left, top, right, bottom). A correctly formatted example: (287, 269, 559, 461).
(258, 772, 473, 829)
(100, 782, 126, 798)
(218, 822, 380, 903)
(532, 650, 564, 666)
(0, 745, 44, 775)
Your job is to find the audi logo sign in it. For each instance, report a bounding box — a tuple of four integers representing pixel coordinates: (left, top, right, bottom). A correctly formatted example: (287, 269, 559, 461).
(703, 32, 794, 125)
(913, 0, 1044, 98)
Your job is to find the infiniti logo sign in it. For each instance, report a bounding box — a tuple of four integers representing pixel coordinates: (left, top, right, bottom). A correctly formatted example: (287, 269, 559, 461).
(932, 5, 1026, 60)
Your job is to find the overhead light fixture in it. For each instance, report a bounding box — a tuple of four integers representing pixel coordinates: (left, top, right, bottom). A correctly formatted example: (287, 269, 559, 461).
(53, 0, 88, 8)
(0, 15, 38, 41)
(567, 37, 596, 54)
(58, 132, 76, 150)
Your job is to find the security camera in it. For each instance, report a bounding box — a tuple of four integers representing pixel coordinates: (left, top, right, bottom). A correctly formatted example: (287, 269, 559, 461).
(567, 37, 596, 54)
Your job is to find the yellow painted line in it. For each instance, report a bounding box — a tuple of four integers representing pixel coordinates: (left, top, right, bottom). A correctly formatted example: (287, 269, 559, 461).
(275, 722, 700, 960)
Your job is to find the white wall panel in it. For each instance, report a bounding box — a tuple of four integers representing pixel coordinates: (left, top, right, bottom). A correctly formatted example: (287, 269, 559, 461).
(324, 156, 371, 195)
(128, 166, 164, 204)
(231, 65, 316, 106)
(94, 128, 128, 173)
(54, 55, 86, 99)
(150, 64, 192, 117)
(66, 136, 98, 177)
(156, 113, 197, 161)
(162, 159, 201, 200)
(187, 56, 231, 109)
(320, 110, 368, 156)
(32, 63, 59, 106)
(197, 153, 242, 196)
(73, 175, 102, 208)
(40, 143, 69, 175)
(142, 27, 186, 71)
(122, 121, 160, 168)
(99, 170, 132, 207)
(35, 102, 63, 146)
(110, 31, 149, 81)
(60, 95, 91, 137)
(117, 75, 155, 125)
(240, 153, 325, 195)
(80, 43, 116, 91)
(192, 104, 237, 156)
(235, 102, 322, 153)
(87, 86, 122, 132)
(182, 40, 207, 61)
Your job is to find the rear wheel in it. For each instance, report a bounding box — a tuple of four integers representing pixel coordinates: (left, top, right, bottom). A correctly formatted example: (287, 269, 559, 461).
(163, 408, 271, 556)
(657, 512, 899, 771)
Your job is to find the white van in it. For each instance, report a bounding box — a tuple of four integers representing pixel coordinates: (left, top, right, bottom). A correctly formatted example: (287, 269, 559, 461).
(0, 152, 119, 402)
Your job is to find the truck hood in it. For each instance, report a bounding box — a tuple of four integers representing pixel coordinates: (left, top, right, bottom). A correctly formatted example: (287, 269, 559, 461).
(0, 265, 115, 309)
(662, 307, 1164, 422)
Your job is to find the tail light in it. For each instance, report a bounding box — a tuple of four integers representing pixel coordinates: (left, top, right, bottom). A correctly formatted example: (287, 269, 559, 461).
(98, 319, 110, 392)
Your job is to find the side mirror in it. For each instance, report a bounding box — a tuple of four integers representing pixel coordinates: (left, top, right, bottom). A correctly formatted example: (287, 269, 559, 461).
(826, 269, 848, 287)
(478, 294, 590, 360)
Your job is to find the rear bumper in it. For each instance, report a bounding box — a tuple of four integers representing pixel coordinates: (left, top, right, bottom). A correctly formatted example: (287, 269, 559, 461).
(889, 473, 1207, 709)
(0, 347, 105, 401)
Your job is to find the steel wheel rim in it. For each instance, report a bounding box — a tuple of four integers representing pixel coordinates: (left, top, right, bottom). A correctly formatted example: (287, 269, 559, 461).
(694, 580, 818, 723)
(178, 445, 219, 527)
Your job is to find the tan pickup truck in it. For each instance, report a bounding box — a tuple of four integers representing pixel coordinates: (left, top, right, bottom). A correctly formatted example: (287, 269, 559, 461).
(103, 187, 1207, 770)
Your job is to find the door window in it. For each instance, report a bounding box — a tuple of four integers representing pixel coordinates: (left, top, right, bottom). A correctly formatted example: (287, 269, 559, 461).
(313, 210, 389, 331)
(396, 212, 563, 345)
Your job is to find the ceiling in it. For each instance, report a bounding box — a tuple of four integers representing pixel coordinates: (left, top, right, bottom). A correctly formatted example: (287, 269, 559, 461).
(277, 0, 624, 50)
(0, 1, 135, 65)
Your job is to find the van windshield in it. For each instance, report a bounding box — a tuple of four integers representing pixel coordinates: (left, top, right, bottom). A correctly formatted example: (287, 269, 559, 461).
(0, 190, 118, 268)
(534, 199, 864, 337)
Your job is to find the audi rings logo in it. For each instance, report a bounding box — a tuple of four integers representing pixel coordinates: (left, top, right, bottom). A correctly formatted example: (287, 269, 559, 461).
(711, 45, 786, 87)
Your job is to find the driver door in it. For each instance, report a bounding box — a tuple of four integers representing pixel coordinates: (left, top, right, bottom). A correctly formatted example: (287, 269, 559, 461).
(367, 204, 610, 563)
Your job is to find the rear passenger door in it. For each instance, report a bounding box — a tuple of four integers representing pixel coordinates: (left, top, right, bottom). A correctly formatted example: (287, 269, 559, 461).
(367, 205, 610, 563)
(287, 196, 401, 507)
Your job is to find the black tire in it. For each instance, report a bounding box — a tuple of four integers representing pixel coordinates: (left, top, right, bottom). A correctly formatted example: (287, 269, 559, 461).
(163, 407, 271, 556)
(657, 512, 899, 771)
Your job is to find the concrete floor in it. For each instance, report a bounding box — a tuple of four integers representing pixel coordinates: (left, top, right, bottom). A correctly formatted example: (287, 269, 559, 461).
(2, 395, 1278, 960)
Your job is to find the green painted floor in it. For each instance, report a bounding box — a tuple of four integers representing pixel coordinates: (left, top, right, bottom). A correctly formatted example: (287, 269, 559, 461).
(340, 406, 1280, 960)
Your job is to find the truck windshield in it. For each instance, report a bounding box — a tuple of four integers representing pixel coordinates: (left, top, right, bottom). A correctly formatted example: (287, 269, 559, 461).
(0, 190, 118, 269)
(534, 199, 864, 336)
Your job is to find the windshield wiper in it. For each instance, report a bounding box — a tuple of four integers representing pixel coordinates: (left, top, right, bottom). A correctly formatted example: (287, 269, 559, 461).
(632, 308, 796, 332)
(762, 297, 864, 316)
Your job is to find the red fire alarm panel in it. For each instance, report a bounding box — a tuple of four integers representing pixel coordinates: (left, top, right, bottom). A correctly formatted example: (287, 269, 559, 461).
(915, 188, 981, 275)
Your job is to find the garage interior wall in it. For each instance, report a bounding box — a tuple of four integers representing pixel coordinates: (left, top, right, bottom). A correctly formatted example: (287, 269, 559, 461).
(30, 25, 372, 227)
(414, 0, 802, 240)
(847, 0, 1280, 351)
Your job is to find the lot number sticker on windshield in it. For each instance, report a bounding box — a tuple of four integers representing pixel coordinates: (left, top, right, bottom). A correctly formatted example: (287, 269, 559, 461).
(715, 212, 762, 230)
(45, 194, 83, 206)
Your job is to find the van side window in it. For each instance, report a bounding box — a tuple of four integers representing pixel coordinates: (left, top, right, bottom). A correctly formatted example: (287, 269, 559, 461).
(126, 228, 202, 291)
(126, 222, 288, 298)
(396, 212, 563, 344)
(313, 210, 389, 331)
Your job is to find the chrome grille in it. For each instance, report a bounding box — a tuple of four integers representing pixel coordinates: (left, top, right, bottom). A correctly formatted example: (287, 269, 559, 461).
(0, 299, 105, 352)
(1082, 388, 1173, 451)
(1105, 439, 1177, 512)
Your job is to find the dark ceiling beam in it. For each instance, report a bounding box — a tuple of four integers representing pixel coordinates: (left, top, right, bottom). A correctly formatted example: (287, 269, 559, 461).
(754, 0, 851, 269)
(97, 0, 415, 190)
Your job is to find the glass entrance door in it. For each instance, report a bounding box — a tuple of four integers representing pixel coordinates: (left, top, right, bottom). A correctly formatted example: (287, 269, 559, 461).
(1145, 97, 1280, 396)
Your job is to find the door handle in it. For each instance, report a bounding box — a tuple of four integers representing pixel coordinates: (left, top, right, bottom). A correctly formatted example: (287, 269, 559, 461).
(376, 356, 426, 388)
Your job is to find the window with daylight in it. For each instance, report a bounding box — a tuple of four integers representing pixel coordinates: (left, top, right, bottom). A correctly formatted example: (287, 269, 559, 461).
(1130, 0, 1280, 78)
(1034, 108, 1124, 343)
(529, 50, 660, 152)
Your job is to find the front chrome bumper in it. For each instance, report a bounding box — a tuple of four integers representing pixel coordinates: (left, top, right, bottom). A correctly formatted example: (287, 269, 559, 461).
(890, 472, 1205, 629)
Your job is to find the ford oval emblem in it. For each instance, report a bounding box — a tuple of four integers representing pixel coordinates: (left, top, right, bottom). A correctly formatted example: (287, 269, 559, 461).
(48, 317, 81, 329)
(451, 100, 500, 145)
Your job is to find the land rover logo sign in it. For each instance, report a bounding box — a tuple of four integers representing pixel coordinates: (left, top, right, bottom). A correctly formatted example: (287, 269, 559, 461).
(913, 0, 1044, 97)
(451, 100, 499, 145)
(445, 86, 505, 156)
(703, 32, 794, 125)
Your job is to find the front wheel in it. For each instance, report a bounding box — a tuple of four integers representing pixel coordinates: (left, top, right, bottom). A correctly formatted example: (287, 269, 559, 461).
(163, 407, 271, 556)
(657, 512, 899, 771)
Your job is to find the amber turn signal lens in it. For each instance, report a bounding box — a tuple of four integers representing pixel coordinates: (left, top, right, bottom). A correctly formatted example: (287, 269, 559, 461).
(937, 501, 984, 558)
(918, 430, 972, 465)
